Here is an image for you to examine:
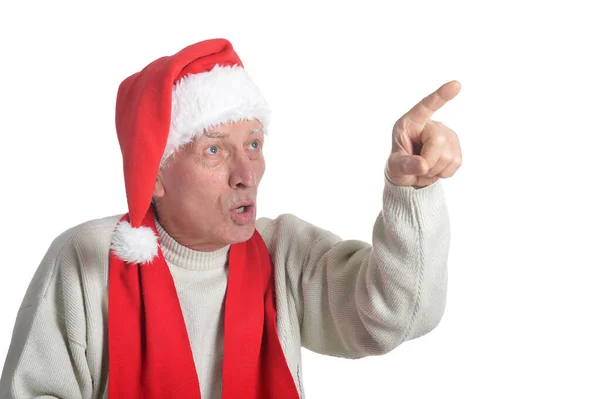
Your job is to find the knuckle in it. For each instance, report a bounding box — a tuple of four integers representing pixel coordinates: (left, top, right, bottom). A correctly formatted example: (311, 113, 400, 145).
(440, 152, 453, 163)
(431, 134, 447, 146)
(394, 118, 410, 134)
(439, 170, 454, 178)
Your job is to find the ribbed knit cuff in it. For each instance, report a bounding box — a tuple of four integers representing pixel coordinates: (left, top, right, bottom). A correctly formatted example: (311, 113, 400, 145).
(382, 172, 447, 230)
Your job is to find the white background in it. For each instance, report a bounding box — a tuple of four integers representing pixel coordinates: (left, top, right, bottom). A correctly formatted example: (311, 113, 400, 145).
(1, 0, 599, 398)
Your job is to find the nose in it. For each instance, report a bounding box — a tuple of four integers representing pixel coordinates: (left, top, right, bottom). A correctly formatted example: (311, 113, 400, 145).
(229, 151, 256, 189)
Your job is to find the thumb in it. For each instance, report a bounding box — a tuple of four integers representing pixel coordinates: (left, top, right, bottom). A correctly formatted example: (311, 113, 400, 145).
(387, 153, 429, 177)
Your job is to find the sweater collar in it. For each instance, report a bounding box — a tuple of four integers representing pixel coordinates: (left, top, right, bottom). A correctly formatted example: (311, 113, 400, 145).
(155, 218, 230, 271)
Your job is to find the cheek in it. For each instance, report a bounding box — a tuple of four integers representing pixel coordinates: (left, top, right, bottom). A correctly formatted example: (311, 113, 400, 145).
(165, 166, 196, 195)
(171, 166, 229, 210)
(163, 162, 204, 199)
(254, 158, 266, 182)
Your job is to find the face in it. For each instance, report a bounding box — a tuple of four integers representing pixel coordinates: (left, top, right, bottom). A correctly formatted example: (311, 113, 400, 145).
(153, 119, 266, 251)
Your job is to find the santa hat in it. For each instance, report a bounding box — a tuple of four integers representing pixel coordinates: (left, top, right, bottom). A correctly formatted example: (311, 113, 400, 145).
(110, 38, 270, 264)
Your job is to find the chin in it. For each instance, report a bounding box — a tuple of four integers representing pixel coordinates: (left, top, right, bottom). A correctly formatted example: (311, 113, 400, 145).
(228, 223, 256, 244)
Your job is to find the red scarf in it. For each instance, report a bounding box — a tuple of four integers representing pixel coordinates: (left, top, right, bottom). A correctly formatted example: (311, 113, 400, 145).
(107, 210, 300, 398)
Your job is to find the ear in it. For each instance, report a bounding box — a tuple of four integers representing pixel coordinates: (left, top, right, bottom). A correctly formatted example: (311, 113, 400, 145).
(153, 169, 166, 198)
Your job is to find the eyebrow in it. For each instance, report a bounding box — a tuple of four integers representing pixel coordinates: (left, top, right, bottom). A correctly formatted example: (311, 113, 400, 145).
(204, 126, 263, 139)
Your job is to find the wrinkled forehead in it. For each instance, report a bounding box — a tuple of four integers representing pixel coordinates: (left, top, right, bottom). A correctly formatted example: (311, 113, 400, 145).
(176, 121, 265, 156)
(203, 123, 264, 139)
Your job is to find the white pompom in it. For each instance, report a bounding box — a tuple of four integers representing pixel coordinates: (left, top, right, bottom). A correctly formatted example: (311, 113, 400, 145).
(110, 220, 159, 264)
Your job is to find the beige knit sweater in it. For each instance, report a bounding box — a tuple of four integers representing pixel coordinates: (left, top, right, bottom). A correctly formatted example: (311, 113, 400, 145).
(0, 178, 450, 398)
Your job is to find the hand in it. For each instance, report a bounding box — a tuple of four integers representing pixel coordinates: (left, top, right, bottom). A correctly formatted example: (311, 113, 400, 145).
(385, 80, 462, 188)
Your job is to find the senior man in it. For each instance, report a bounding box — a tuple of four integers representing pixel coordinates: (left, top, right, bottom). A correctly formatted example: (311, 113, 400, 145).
(0, 38, 462, 399)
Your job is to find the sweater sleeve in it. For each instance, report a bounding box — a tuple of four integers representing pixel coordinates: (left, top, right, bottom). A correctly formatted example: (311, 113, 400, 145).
(298, 176, 450, 358)
(0, 230, 94, 399)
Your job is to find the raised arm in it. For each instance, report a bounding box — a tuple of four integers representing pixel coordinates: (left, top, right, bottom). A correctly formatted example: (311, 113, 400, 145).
(298, 177, 450, 358)
(287, 81, 461, 358)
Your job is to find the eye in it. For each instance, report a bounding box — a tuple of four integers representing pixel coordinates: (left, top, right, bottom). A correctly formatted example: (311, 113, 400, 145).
(205, 145, 219, 155)
(249, 140, 261, 150)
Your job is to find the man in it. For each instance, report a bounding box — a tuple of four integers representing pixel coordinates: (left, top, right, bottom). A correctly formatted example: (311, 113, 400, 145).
(0, 38, 462, 398)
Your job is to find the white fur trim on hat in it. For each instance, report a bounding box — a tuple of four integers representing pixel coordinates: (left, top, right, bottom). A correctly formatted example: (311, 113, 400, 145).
(110, 220, 159, 264)
(162, 64, 270, 167)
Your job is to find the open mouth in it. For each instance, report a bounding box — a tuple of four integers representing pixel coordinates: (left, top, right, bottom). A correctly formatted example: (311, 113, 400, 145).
(230, 202, 255, 225)
(231, 201, 254, 214)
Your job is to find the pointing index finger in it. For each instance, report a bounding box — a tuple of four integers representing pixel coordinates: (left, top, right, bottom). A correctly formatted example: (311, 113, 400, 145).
(403, 80, 461, 128)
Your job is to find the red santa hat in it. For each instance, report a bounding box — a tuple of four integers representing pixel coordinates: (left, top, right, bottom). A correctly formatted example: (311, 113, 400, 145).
(109, 38, 270, 264)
